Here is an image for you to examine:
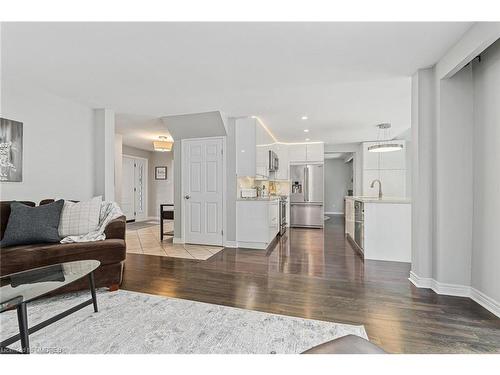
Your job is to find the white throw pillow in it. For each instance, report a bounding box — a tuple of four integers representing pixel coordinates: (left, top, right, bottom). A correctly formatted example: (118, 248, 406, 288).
(58, 196, 102, 237)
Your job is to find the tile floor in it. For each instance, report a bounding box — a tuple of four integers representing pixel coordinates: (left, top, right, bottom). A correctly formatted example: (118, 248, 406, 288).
(125, 223, 224, 260)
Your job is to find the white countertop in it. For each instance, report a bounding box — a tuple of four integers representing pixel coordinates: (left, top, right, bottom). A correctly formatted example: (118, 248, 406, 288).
(237, 196, 281, 201)
(345, 196, 411, 204)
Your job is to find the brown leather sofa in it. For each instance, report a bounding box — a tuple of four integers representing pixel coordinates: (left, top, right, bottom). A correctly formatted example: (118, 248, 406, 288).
(0, 200, 126, 292)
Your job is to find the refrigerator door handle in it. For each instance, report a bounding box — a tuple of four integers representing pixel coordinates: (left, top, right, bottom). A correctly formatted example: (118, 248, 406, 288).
(304, 166, 308, 202)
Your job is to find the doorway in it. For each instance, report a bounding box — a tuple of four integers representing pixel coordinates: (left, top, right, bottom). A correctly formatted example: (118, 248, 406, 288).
(324, 154, 353, 215)
(181, 137, 224, 246)
(122, 155, 148, 222)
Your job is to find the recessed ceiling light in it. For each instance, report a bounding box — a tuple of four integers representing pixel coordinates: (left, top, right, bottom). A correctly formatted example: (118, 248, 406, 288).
(305, 138, 310, 141)
(301, 116, 308, 120)
(303, 129, 309, 133)
(250, 115, 257, 119)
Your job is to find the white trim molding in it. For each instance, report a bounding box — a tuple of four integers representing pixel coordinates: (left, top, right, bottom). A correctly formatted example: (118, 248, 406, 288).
(471, 288, 500, 318)
(224, 240, 238, 248)
(173, 237, 184, 244)
(409, 271, 500, 317)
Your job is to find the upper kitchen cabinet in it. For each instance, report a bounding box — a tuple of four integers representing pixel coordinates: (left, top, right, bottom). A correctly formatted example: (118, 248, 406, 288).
(235, 118, 257, 177)
(306, 143, 324, 162)
(236, 117, 276, 179)
(255, 121, 272, 178)
(288, 143, 324, 163)
(288, 144, 307, 162)
(273, 143, 289, 180)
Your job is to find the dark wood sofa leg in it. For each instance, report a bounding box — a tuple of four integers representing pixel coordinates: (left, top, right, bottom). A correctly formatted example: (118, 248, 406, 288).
(108, 284, 119, 292)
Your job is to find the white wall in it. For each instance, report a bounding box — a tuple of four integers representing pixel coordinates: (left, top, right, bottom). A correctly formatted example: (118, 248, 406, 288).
(435, 65, 474, 286)
(114, 134, 123, 205)
(149, 151, 174, 217)
(0, 81, 95, 202)
(324, 158, 351, 214)
(93, 108, 115, 201)
(396, 128, 412, 199)
(471, 39, 500, 306)
(410, 68, 435, 280)
(411, 26, 500, 316)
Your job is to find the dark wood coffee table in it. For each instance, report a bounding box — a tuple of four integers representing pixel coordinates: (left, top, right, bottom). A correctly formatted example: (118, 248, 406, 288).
(0, 260, 100, 354)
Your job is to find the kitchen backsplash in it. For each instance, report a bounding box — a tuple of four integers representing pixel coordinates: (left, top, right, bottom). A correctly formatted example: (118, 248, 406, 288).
(237, 176, 290, 198)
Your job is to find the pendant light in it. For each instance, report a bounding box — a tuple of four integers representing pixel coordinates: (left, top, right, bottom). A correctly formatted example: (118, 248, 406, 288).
(153, 136, 173, 152)
(368, 123, 403, 153)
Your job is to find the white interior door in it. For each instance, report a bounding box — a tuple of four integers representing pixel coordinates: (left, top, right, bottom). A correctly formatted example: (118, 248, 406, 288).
(122, 155, 148, 222)
(122, 156, 135, 220)
(182, 138, 223, 246)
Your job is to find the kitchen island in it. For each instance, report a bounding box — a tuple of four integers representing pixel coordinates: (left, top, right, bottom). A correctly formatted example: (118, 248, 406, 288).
(345, 196, 411, 263)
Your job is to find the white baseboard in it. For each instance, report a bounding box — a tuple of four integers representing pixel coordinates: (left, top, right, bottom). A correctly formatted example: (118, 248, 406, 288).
(471, 287, 500, 318)
(409, 271, 499, 317)
(324, 211, 344, 215)
(224, 240, 238, 248)
(237, 241, 268, 250)
(173, 237, 184, 244)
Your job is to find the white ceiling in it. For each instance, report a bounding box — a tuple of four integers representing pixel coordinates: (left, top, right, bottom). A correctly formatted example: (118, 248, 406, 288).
(2, 22, 472, 146)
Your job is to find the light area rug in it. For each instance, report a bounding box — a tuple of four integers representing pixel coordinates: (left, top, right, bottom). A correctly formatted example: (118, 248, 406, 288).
(0, 289, 367, 354)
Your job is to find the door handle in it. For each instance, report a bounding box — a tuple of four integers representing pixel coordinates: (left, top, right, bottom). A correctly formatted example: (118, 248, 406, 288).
(304, 167, 309, 202)
(184, 195, 191, 200)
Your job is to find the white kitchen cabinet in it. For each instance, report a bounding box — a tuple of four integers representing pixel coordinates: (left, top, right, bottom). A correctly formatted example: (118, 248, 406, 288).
(235, 118, 272, 179)
(306, 143, 324, 162)
(235, 118, 257, 177)
(344, 197, 411, 263)
(268, 200, 279, 242)
(288, 144, 307, 163)
(363, 200, 411, 262)
(273, 143, 289, 180)
(236, 199, 280, 249)
(288, 143, 324, 163)
(255, 122, 270, 179)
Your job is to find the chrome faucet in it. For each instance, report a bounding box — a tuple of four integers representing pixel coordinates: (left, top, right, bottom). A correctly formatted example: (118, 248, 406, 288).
(370, 179, 383, 199)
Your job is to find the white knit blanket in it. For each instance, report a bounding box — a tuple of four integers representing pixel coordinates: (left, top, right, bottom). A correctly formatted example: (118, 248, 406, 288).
(60, 201, 123, 243)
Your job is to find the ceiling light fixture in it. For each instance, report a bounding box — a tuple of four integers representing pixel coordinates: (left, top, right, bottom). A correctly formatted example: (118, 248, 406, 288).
(305, 138, 310, 141)
(303, 129, 309, 133)
(368, 123, 403, 153)
(301, 116, 308, 120)
(153, 136, 173, 152)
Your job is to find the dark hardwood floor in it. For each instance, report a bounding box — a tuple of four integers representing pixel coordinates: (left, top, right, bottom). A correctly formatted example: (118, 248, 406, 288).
(121, 215, 500, 353)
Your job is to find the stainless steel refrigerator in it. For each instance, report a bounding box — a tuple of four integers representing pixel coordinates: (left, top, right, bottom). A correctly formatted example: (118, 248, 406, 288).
(290, 164, 324, 228)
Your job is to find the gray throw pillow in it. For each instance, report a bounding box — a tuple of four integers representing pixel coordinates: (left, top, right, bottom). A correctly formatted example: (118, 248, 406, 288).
(0, 200, 65, 247)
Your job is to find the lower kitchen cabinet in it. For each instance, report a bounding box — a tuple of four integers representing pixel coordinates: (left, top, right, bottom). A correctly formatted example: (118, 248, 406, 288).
(236, 199, 280, 249)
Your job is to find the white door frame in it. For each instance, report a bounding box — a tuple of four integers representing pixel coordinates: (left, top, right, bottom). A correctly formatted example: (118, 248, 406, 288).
(180, 136, 226, 245)
(122, 154, 148, 222)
